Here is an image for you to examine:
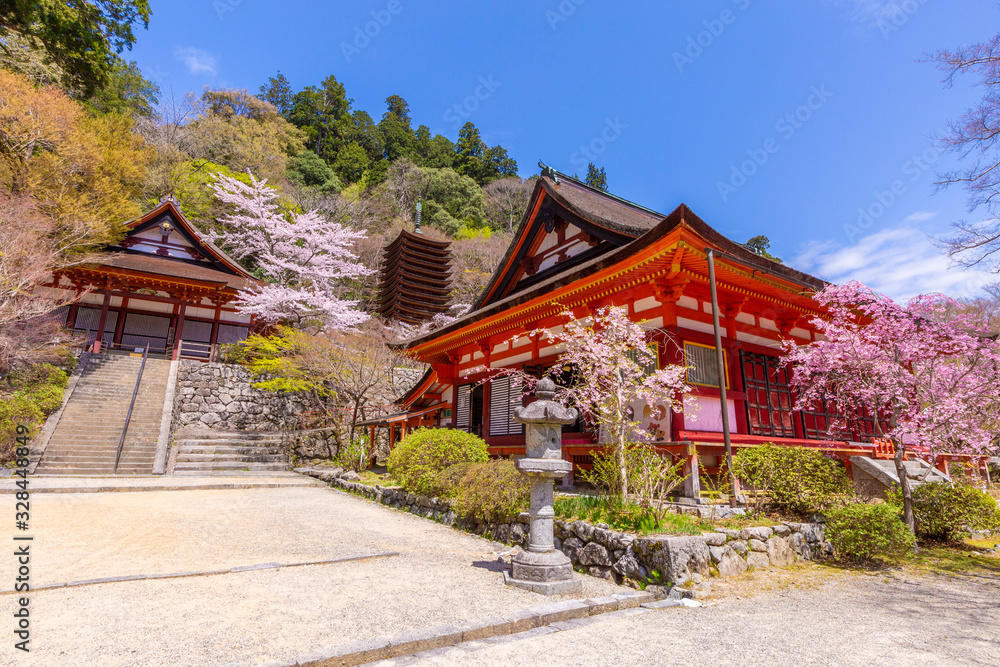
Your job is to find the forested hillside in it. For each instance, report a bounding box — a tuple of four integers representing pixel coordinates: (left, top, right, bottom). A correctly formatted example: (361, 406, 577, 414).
(0, 8, 538, 456)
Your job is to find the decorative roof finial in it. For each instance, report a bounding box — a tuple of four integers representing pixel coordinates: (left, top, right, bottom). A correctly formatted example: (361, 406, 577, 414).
(538, 160, 560, 184)
(415, 199, 422, 234)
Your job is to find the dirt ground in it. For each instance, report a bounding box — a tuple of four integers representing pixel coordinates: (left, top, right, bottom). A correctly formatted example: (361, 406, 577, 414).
(2, 483, 626, 666)
(386, 564, 1000, 666)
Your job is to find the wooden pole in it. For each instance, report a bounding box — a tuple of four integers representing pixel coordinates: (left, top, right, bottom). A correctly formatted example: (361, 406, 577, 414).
(707, 250, 737, 508)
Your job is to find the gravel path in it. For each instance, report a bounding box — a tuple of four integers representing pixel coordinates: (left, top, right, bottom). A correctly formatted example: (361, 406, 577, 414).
(5, 483, 626, 665)
(389, 569, 1000, 666)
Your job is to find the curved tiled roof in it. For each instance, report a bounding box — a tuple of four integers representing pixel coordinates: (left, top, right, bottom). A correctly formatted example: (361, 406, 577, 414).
(95, 252, 256, 291)
(542, 174, 664, 236)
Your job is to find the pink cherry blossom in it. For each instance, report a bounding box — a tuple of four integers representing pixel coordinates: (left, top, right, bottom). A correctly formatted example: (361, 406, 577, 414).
(482, 305, 694, 499)
(785, 280, 1000, 530)
(208, 172, 372, 329)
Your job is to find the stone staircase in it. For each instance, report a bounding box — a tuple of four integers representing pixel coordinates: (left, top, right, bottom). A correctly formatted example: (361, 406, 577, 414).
(171, 430, 290, 475)
(850, 455, 952, 499)
(36, 353, 172, 475)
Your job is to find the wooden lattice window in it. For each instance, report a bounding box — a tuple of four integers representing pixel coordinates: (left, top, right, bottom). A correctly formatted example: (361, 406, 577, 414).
(802, 395, 888, 444)
(455, 385, 471, 431)
(489, 375, 524, 437)
(685, 342, 728, 389)
(740, 351, 797, 438)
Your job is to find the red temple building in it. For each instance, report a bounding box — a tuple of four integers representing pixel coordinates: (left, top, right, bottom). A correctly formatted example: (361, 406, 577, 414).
(389, 167, 938, 489)
(37, 198, 260, 361)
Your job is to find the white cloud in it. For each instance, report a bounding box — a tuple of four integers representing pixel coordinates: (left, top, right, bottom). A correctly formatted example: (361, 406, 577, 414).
(793, 225, 994, 302)
(174, 47, 217, 76)
(903, 210, 936, 223)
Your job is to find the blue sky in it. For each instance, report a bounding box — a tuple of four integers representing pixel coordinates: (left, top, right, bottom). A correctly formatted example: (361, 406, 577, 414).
(130, 0, 998, 301)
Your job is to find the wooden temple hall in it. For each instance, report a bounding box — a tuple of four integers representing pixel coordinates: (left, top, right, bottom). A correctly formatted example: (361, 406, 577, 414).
(36, 198, 260, 361)
(388, 165, 915, 487)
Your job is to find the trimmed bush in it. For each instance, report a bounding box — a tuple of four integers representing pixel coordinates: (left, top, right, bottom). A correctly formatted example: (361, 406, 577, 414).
(826, 502, 915, 562)
(386, 428, 489, 496)
(733, 444, 852, 515)
(903, 482, 1000, 541)
(431, 461, 477, 498)
(452, 459, 529, 524)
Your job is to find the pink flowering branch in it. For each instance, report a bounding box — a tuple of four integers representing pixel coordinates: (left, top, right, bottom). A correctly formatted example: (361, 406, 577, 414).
(208, 172, 372, 330)
(784, 280, 1000, 531)
(475, 305, 696, 499)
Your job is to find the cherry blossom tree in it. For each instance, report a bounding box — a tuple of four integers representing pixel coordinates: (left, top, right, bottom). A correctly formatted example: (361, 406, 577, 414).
(487, 305, 694, 500)
(785, 281, 1000, 531)
(209, 172, 372, 329)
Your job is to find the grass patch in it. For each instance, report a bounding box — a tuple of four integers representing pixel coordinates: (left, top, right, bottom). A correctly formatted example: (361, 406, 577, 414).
(711, 513, 783, 530)
(553, 494, 712, 535)
(902, 539, 1000, 577)
(357, 470, 387, 487)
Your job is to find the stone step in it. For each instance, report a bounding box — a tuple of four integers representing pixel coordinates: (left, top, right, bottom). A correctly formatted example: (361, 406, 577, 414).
(177, 445, 285, 455)
(36, 458, 154, 467)
(47, 436, 160, 445)
(35, 468, 152, 475)
(51, 426, 161, 434)
(172, 430, 284, 441)
(38, 349, 171, 476)
(176, 453, 286, 463)
(42, 449, 158, 457)
(169, 470, 300, 477)
(173, 462, 289, 472)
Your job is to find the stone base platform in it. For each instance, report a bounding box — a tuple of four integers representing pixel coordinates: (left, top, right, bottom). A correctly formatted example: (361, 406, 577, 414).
(503, 570, 584, 596)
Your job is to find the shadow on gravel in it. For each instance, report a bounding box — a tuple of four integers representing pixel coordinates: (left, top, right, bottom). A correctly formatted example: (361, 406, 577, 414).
(472, 559, 509, 573)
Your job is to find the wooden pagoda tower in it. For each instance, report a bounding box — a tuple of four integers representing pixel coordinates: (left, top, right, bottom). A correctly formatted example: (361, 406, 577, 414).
(377, 204, 453, 325)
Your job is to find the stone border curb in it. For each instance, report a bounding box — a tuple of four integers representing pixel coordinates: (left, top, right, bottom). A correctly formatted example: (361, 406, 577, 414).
(0, 481, 321, 495)
(297, 467, 834, 589)
(288, 591, 659, 666)
(0, 551, 399, 596)
(153, 358, 180, 475)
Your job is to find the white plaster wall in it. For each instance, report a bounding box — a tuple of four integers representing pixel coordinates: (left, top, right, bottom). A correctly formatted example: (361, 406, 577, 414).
(690, 396, 738, 433)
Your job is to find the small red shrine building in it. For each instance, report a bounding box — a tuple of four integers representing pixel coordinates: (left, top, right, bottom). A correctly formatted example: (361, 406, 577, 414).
(37, 198, 260, 360)
(392, 168, 904, 483)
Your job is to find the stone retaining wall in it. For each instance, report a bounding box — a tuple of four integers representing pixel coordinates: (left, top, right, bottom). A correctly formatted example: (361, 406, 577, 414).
(174, 361, 306, 431)
(298, 467, 834, 590)
(173, 362, 336, 458)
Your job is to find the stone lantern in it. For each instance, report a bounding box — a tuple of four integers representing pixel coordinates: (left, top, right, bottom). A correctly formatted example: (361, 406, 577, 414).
(506, 377, 583, 595)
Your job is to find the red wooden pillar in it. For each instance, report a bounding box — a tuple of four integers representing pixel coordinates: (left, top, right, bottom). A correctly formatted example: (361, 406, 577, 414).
(93, 290, 112, 353)
(210, 301, 222, 359)
(113, 295, 129, 346)
(172, 302, 187, 360)
(67, 303, 78, 328)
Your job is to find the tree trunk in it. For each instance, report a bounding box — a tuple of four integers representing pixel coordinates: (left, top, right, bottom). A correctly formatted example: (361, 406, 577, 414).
(893, 439, 915, 533)
(616, 439, 628, 501)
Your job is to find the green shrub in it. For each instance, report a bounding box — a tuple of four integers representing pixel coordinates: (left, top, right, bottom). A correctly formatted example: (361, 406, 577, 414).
(452, 459, 529, 523)
(386, 428, 489, 496)
(552, 494, 710, 535)
(733, 444, 852, 515)
(895, 482, 1000, 541)
(334, 432, 370, 473)
(431, 462, 477, 498)
(0, 363, 69, 464)
(826, 502, 915, 562)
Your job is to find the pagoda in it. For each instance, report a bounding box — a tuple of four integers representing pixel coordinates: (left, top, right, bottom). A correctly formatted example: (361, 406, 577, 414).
(377, 202, 453, 325)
